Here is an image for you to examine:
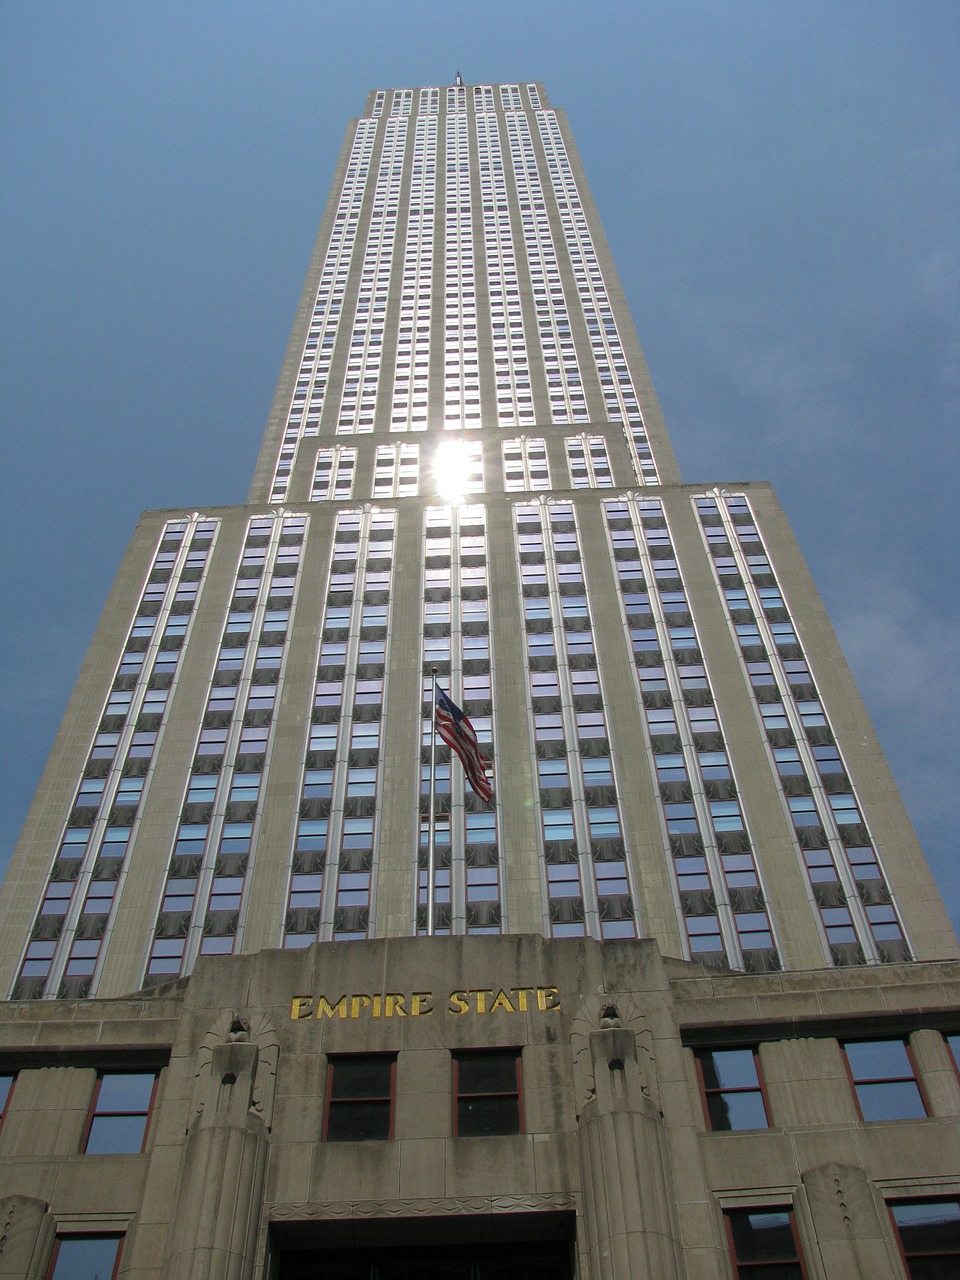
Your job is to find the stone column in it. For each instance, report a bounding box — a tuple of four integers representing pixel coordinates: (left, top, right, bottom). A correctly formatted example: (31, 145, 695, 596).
(801, 1163, 902, 1280)
(163, 1038, 269, 1280)
(577, 1024, 685, 1280)
(910, 1029, 960, 1117)
(0, 1195, 55, 1280)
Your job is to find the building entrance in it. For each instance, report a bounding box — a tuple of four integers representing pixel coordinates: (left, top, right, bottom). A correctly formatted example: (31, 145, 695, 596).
(278, 1240, 573, 1279)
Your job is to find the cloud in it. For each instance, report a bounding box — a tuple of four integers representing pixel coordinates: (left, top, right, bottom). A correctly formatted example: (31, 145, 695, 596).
(834, 575, 960, 831)
(836, 577, 959, 714)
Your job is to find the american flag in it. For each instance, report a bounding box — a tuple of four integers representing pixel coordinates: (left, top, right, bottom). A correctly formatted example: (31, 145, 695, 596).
(434, 686, 493, 803)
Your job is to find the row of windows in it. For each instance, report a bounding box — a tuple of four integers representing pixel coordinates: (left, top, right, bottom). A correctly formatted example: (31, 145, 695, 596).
(0, 1068, 156, 1153)
(325, 1049, 521, 1142)
(14, 519, 218, 1001)
(505, 109, 587, 428)
(283, 510, 396, 948)
(275, 116, 376, 492)
(37, 1199, 960, 1279)
(477, 111, 535, 433)
(372, 84, 542, 120)
(697, 1033, 960, 1131)
(603, 497, 778, 972)
(390, 112, 435, 431)
(534, 109, 657, 483)
(418, 506, 501, 936)
(442, 112, 479, 430)
(31, 1199, 960, 1280)
(335, 116, 406, 435)
(694, 492, 909, 966)
(515, 502, 638, 943)
(7, 1035, 960, 1141)
(307, 434, 633, 502)
(726, 1200, 960, 1279)
(144, 516, 306, 982)
(0, 1049, 522, 1152)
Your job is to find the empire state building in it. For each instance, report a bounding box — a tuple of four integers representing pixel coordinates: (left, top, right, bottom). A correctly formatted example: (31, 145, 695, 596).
(0, 83, 956, 1280)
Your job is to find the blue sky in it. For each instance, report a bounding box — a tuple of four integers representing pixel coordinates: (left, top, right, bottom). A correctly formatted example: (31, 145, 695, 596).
(2, 1, 958, 933)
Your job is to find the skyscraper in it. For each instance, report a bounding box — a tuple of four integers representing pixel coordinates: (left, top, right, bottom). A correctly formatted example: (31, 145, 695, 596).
(0, 83, 957, 1280)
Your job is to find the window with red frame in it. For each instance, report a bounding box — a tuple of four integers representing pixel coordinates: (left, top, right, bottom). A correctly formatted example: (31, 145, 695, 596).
(0, 1072, 15, 1131)
(890, 1199, 960, 1278)
(842, 1039, 927, 1122)
(47, 1235, 123, 1279)
(453, 1049, 522, 1137)
(946, 1033, 960, 1077)
(324, 1055, 395, 1142)
(83, 1071, 158, 1154)
(695, 1048, 770, 1131)
(725, 1208, 806, 1278)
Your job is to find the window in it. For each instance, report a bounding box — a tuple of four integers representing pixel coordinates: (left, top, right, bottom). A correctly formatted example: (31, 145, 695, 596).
(582, 756, 613, 787)
(710, 800, 744, 832)
(543, 810, 574, 843)
(947, 1033, 960, 1076)
(843, 1039, 927, 1121)
(725, 1209, 805, 1278)
(83, 1071, 158, 1154)
(538, 758, 569, 790)
(48, 1236, 123, 1279)
(324, 1055, 395, 1142)
(0, 1072, 15, 1129)
(453, 1049, 522, 1137)
(890, 1199, 960, 1279)
(588, 807, 620, 840)
(696, 1049, 769, 1131)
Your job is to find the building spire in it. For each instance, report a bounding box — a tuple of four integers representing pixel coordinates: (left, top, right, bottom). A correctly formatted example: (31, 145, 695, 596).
(455, 70, 464, 86)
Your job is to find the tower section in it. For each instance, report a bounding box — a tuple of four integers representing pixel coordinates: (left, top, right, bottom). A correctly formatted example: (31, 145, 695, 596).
(0, 84, 954, 1005)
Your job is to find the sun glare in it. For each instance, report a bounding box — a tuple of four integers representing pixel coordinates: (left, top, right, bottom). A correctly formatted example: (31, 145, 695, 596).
(433, 438, 473, 505)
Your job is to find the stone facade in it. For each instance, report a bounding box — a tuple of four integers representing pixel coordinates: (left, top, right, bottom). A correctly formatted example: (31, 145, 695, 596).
(1, 936, 957, 1276)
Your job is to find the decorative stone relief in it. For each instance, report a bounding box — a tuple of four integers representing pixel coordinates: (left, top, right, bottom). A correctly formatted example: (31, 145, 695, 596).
(801, 1163, 903, 1280)
(570, 995, 659, 1113)
(802, 1163, 882, 1241)
(576, 1027, 684, 1278)
(164, 1012, 275, 1280)
(268, 1194, 577, 1222)
(0, 1195, 55, 1280)
(191, 1008, 279, 1128)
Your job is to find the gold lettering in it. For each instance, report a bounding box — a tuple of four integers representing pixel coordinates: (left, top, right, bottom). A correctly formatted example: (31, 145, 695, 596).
(316, 994, 349, 1019)
(385, 993, 407, 1017)
(510, 987, 535, 1012)
(292, 985, 558, 1020)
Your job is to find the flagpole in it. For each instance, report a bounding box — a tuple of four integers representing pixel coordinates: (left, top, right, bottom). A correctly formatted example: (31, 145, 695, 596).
(427, 666, 438, 937)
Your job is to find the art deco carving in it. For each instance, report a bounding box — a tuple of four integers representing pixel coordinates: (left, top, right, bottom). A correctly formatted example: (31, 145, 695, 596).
(191, 1008, 279, 1129)
(569, 994, 659, 1113)
(0, 1195, 55, 1280)
(268, 1194, 577, 1222)
(802, 1163, 882, 1241)
(165, 1012, 274, 1280)
(576, 1026, 684, 1279)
